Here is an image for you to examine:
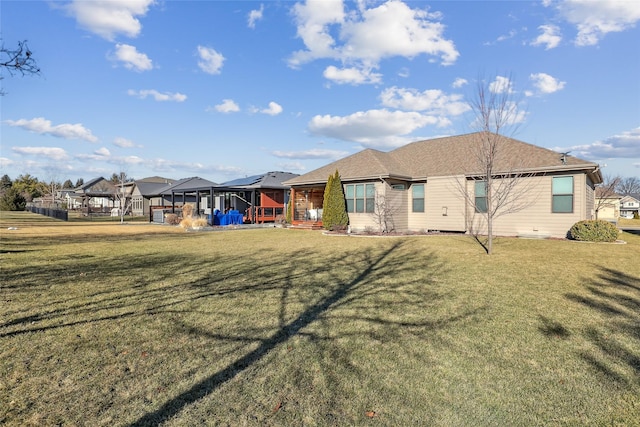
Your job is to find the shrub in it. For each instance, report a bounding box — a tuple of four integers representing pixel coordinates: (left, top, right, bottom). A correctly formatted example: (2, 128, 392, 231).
(182, 204, 194, 218)
(165, 214, 180, 225)
(568, 220, 619, 242)
(192, 217, 208, 227)
(634, 211, 640, 220)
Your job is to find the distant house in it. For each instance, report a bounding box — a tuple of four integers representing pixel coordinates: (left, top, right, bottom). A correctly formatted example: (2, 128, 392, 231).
(594, 187, 620, 221)
(130, 176, 176, 217)
(284, 132, 603, 238)
(73, 177, 117, 214)
(620, 194, 640, 219)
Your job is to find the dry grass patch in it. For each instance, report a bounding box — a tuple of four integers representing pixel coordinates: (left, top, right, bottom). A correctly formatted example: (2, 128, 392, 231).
(1, 211, 639, 426)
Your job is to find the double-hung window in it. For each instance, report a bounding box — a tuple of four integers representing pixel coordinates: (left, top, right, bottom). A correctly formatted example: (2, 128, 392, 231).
(412, 184, 425, 212)
(552, 176, 574, 213)
(345, 184, 375, 213)
(475, 181, 487, 213)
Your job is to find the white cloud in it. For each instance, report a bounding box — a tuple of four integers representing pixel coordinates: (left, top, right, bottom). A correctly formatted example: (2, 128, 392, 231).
(276, 161, 307, 172)
(212, 99, 240, 113)
(271, 148, 350, 160)
(0, 157, 14, 168)
(76, 147, 111, 161)
(127, 89, 187, 102)
(12, 146, 69, 161)
(323, 65, 382, 85)
(289, 0, 345, 66)
(110, 43, 153, 72)
(489, 76, 515, 94)
(147, 158, 242, 175)
(259, 102, 283, 116)
(5, 117, 98, 142)
(197, 46, 225, 75)
(248, 4, 264, 28)
(531, 24, 562, 50)
(452, 78, 468, 88)
(95, 147, 111, 157)
(557, 127, 640, 159)
(528, 72, 566, 95)
(289, 0, 458, 84)
(64, 0, 155, 41)
(113, 137, 140, 148)
(553, 0, 640, 46)
(308, 109, 445, 147)
(379, 87, 470, 116)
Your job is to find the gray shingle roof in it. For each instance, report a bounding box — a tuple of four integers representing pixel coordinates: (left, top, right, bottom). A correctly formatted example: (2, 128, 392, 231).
(284, 132, 601, 185)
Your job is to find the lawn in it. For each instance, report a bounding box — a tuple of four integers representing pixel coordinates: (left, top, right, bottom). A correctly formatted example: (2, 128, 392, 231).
(1, 211, 639, 426)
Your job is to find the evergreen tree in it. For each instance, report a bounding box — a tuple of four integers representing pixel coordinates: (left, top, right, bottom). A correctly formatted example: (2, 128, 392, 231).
(322, 170, 348, 230)
(12, 174, 44, 201)
(322, 172, 335, 228)
(74, 178, 84, 188)
(1, 174, 12, 189)
(62, 179, 74, 189)
(0, 186, 27, 211)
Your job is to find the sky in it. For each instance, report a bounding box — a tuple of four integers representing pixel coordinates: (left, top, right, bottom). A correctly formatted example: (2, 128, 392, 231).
(1, 0, 639, 184)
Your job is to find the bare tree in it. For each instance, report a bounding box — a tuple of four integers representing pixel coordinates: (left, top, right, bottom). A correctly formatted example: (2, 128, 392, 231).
(616, 176, 640, 196)
(370, 190, 401, 234)
(1, 40, 40, 95)
(594, 175, 621, 220)
(113, 171, 133, 223)
(461, 74, 534, 254)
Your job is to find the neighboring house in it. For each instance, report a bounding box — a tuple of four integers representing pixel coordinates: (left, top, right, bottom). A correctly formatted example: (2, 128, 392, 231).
(620, 194, 640, 219)
(130, 176, 176, 217)
(284, 132, 603, 238)
(143, 172, 299, 225)
(221, 171, 299, 223)
(60, 189, 82, 209)
(73, 177, 118, 214)
(594, 187, 620, 221)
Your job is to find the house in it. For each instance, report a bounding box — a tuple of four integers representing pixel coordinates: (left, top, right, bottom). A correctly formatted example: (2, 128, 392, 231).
(620, 194, 640, 219)
(130, 176, 176, 217)
(73, 177, 118, 214)
(141, 172, 299, 225)
(284, 132, 603, 238)
(221, 171, 299, 223)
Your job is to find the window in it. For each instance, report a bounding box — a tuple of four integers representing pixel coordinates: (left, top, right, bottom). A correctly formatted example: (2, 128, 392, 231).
(552, 176, 574, 213)
(345, 183, 375, 213)
(475, 181, 487, 213)
(412, 184, 424, 212)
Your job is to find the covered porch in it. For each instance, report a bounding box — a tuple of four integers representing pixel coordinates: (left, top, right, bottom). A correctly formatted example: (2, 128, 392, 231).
(290, 186, 325, 229)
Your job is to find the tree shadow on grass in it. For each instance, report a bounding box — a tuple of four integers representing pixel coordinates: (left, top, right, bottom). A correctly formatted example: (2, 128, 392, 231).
(561, 268, 640, 387)
(128, 242, 406, 426)
(1, 231, 480, 425)
(127, 239, 473, 426)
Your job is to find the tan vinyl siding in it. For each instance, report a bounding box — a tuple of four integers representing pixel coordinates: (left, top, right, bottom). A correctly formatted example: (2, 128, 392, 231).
(585, 176, 596, 220)
(423, 176, 466, 232)
(407, 182, 428, 231)
(467, 174, 587, 238)
(384, 183, 408, 232)
(344, 181, 383, 232)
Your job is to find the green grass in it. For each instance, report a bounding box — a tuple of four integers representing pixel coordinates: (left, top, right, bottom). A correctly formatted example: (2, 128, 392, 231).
(1, 211, 639, 426)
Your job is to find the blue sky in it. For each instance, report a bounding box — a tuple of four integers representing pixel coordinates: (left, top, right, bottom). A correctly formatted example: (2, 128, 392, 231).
(1, 0, 639, 183)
